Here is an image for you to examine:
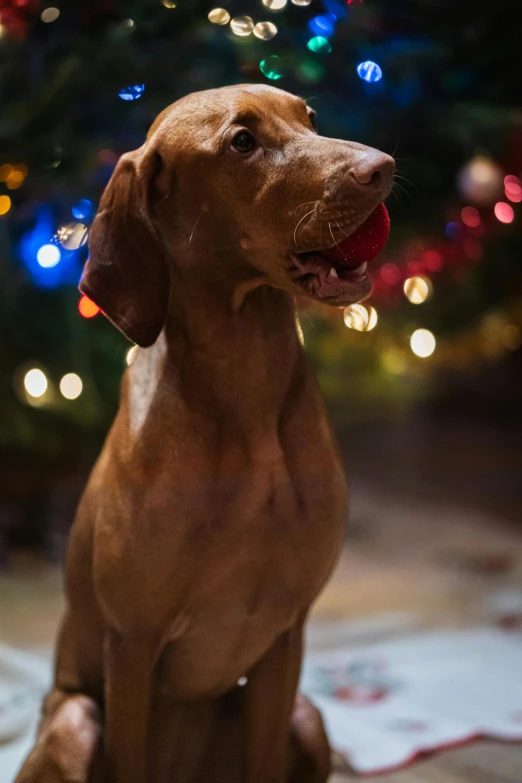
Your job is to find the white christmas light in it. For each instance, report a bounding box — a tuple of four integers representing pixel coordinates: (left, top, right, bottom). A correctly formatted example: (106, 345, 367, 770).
(410, 328, 436, 358)
(60, 373, 83, 400)
(24, 368, 48, 398)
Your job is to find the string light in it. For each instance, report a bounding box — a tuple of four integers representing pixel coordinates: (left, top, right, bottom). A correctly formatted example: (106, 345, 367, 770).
(262, 0, 287, 9)
(208, 8, 230, 25)
(307, 36, 332, 54)
(461, 206, 481, 228)
(494, 202, 514, 224)
(78, 294, 100, 318)
(254, 22, 278, 40)
(357, 61, 383, 83)
(230, 16, 254, 36)
(59, 373, 83, 400)
(292, 0, 311, 5)
(24, 368, 48, 398)
(343, 304, 377, 331)
(404, 276, 432, 304)
(36, 244, 61, 268)
(504, 175, 522, 203)
(41, 7, 60, 23)
(410, 328, 436, 358)
(0, 195, 11, 216)
(72, 199, 93, 220)
(118, 84, 145, 101)
(260, 55, 284, 80)
(308, 14, 336, 37)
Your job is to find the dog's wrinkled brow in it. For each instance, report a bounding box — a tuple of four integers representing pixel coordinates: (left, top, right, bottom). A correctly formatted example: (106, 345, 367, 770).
(231, 109, 263, 127)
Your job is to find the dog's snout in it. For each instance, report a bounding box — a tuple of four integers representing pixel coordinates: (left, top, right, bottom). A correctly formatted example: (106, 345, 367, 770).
(351, 150, 395, 193)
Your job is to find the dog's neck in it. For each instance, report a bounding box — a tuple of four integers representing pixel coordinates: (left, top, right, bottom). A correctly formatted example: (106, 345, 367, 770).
(125, 280, 306, 446)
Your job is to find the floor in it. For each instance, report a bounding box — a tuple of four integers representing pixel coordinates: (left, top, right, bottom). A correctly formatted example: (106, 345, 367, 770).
(2, 478, 522, 781)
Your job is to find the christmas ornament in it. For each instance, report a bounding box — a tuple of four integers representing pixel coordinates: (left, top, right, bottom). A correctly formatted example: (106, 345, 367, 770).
(457, 155, 503, 206)
(323, 204, 391, 268)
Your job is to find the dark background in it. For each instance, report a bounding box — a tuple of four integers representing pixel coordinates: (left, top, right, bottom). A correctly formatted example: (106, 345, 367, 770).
(0, 0, 521, 563)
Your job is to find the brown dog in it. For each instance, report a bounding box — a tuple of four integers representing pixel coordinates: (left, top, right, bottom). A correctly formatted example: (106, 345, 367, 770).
(15, 85, 394, 783)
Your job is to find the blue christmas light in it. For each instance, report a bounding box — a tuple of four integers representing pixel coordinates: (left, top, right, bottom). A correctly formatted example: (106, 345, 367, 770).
(445, 222, 462, 240)
(308, 14, 336, 38)
(356, 61, 383, 83)
(72, 198, 94, 221)
(118, 84, 145, 101)
(37, 244, 61, 268)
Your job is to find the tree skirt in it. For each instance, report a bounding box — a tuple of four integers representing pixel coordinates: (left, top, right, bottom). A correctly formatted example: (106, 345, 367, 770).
(301, 627, 522, 776)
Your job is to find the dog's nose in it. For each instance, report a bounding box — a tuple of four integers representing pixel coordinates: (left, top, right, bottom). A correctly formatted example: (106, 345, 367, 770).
(351, 150, 395, 192)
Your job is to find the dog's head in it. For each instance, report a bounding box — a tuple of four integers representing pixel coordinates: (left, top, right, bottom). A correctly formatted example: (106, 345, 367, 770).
(80, 85, 394, 347)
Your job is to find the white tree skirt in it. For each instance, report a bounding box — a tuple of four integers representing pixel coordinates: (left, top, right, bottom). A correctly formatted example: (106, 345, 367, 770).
(301, 627, 522, 775)
(2, 628, 522, 780)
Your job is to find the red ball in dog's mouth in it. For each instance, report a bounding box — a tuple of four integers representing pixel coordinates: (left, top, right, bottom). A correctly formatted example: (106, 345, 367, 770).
(291, 204, 390, 303)
(323, 203, 391, 269)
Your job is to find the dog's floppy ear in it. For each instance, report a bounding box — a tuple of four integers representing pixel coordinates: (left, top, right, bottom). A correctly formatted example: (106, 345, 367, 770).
(79, 145, 170, 348)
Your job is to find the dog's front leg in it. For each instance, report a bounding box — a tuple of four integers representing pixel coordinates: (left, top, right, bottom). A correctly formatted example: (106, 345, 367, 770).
(244, 619, 304, 783)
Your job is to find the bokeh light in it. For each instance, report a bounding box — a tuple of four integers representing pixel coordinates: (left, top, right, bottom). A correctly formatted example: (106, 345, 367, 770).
(461, 206, 481, 228)
(380, 263, 401, 285)
(41, 7, 60, 23)
(357, 61, 382, 83)
(0, 195, 11, 216)
(404, 276, 432, 304)
(208, 8, 230, 25)
(36, 244, 61, 268)
(308, 14, 336, 38)
(262, 0, 287, 9)
(307, 36, 332, 54)
(254, 22, 278, 40)
(72, 199, 93, 221)
(24, 368, 48, 398)
(230, 16, 254, 36)
(410, 329, 436, 358)
(260, 56, 284, 80)
(78, 295, 100, 318)
(161, 0, 177, 7)
(343, 304, 377, 331)
(118, 84, 145, 101)
(504, 175, 522, 203)
(59, 373, 83, 400)
(291, 0, 311, 5)
(494, 202, 514, 224)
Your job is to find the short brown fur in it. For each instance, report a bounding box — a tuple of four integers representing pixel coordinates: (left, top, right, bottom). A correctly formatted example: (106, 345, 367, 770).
(16, 85, 394, 783)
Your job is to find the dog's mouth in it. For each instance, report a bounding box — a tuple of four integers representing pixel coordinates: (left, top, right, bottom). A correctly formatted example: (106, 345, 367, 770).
(288, 204, 390, 305)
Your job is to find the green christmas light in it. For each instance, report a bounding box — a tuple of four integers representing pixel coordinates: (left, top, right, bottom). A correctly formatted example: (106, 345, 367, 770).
(260, 55, 284, 80)
(307, 36, 332, 54)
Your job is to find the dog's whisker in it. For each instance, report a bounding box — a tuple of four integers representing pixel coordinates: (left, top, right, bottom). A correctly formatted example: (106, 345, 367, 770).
(188, 213, 202, 246)
(293, 208, 317, 248)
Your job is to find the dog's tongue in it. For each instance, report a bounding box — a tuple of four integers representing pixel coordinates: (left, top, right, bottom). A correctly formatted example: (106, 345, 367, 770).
(323, 203, 390, 268)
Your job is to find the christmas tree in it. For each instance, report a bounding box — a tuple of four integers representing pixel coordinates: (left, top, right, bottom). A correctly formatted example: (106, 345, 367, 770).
(1, 0, 521, 552)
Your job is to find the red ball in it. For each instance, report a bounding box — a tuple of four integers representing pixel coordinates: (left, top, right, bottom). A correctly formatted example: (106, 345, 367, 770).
(323, 203, 391, 268)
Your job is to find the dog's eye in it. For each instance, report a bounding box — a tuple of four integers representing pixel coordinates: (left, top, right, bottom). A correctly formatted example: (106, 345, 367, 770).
(231, 131, 256, 153)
